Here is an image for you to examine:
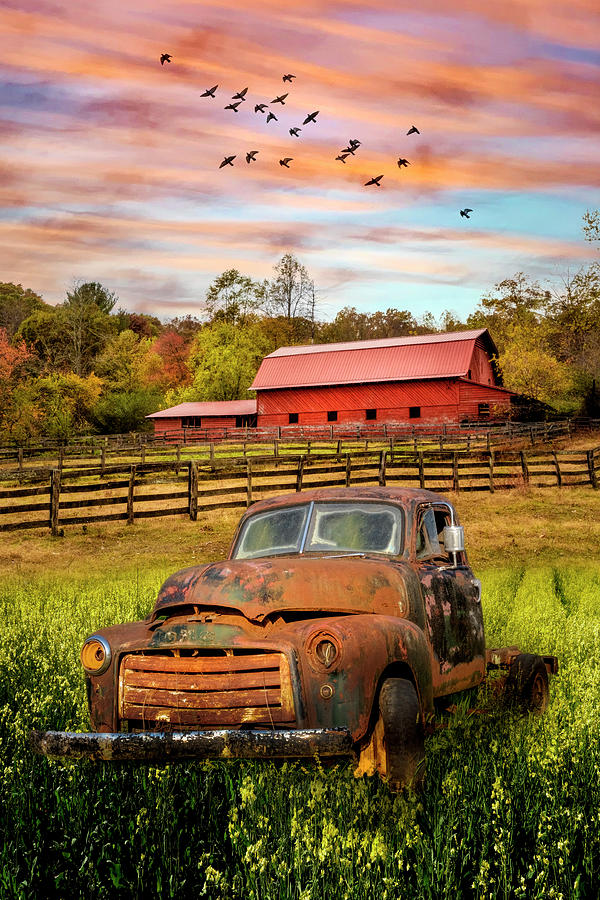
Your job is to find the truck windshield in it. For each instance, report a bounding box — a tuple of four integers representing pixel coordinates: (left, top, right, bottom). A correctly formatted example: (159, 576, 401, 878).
(233, 502, 403, 559)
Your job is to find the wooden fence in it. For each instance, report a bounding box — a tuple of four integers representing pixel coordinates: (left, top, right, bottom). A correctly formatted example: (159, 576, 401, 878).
(1, 446, 599, 534)
(0, 419, 589, 470)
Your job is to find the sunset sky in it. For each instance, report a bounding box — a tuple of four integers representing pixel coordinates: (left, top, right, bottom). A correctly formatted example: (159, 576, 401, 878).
(2, 0, 599, 323)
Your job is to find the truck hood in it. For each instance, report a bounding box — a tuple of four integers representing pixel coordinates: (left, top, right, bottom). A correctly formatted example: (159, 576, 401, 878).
(154, 555, 410, 622)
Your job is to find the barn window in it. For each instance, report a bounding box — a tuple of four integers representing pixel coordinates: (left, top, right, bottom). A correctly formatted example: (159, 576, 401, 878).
(468, 369, 472, 380)
(478, 403, 490, 418)
(182, 416, 202, 427)
(288, 412, 299, 424)
(366, 409, 377, 420)
(327, 411, 338, 422)
(409, 407, 421, 419)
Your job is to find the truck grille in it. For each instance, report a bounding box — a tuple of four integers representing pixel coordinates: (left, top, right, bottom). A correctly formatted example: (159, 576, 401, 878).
(119, 651, 295, 730)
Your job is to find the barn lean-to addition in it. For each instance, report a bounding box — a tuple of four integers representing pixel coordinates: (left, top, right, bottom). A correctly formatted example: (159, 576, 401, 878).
(147, 399, 257, 440)
(250, 329, 514, 427)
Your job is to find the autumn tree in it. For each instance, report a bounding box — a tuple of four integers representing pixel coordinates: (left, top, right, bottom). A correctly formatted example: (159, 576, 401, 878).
(146, 330, 192, 390)
(468, 273, 549, 352)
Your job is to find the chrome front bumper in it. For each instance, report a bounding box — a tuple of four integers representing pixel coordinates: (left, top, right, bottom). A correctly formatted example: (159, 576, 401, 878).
(30, 728, 353, 762)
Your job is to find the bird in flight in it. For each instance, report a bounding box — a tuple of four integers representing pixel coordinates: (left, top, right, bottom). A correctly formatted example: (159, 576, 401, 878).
(397, 158, 410, 167)
(271, 93, 288, 105)
(303, 111, 319, 124)
(336, 154, 349, 163)
(282, 74, 296, 82)
(289, 127, 301, 137)
(460, 208, 473, 218)
(365, 175, 384, 186)
(225, 101, 242, 112)
(246, 150, 259, 163)
(407, 125, 420, 135)
(341, 146, 356, 155)
(160, 53, 172, 65)
(232, 88, 248, 101)
(255, 103, 268, 113)
(266, 111, 278, 123)
(348, 139, 361, 148)
(279, 158, 293, 167)
(219, 156, 236, 168)
(201, 85, 218, 98)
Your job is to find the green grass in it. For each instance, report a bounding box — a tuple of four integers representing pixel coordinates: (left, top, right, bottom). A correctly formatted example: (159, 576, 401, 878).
(1, 564, 600, 898)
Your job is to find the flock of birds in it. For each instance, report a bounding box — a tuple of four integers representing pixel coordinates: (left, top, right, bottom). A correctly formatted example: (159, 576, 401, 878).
(159, 53, 473, 218)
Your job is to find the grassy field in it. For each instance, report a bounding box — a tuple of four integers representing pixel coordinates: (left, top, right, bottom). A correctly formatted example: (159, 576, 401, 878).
(1, 488, 600, 897)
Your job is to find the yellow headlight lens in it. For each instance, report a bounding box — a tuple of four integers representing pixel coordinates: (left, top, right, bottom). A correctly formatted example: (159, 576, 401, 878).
(80, 637, 111, 674)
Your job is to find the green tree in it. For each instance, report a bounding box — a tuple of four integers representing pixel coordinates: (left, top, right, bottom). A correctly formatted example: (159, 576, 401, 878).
(183, 321, 271, 401)
(205, 269, 262, 324)
(94, 330, 154, 393)
(91, 389, 160, 434)
(0, 283, 47, 338)
(266, 254, 315, 322)
(65, 281, 118, 315)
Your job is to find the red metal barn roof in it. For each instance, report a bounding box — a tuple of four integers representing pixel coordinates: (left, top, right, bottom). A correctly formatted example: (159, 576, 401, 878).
(251, 330, 498, 390)
(147, 400, 257, 419)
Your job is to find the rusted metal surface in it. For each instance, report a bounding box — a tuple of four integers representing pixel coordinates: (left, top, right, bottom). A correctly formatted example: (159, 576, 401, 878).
(34, 485, 557, 785)
(119, 651, 295, 729)
(30, 727, 353, 761)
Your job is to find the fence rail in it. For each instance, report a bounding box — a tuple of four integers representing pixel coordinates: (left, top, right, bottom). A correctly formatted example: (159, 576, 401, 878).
(1, 446, 598, 534)
(0, 419, 591, 480)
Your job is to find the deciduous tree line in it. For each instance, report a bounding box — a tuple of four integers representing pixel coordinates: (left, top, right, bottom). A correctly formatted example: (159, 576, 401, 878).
(1, 220, 599, 443)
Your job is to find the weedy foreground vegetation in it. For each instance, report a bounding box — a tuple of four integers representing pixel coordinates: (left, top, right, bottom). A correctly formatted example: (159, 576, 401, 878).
(1, 494, 600, 898)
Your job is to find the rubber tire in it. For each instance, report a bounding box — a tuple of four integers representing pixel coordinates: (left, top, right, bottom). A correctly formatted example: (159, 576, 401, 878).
(378, 677, 425, 792)
(506, 653, 549, 714)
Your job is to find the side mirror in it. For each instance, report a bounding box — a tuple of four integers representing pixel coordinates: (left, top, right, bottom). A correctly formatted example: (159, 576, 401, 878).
(443, 525, 464, 554)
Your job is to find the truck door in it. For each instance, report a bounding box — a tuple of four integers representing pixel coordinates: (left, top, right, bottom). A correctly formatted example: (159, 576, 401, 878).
(415, 504, 485, 697)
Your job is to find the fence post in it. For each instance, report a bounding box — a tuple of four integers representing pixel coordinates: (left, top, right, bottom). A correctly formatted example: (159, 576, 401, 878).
(412, 427, 417, 452)
(378, 450, 387, 486)
(50, 469, 61, 535)
(486, 431, 491, 452)
(345, 454, 352, 487)
(587, 450, 597, 489)
(489, 450, 495, 493)
(18, 448, 23, 472)
(188, 460, 198, 520)
(246, 459, 253, 506)
(553, 451, 562, 487)
(274, 440, 279, 458)
(520, 450, 529, 485)
(418, 452, 425, 489)
(140, 447, 146, 466)
(100, 447, 106, 478)
(175, 444, 181, 475)
(58, 446, 64, 471)
(336, 440, 342, 455)
(127, 464, 136, 525)
(452, 452, 459, 492)
(296, 456, 305, 492)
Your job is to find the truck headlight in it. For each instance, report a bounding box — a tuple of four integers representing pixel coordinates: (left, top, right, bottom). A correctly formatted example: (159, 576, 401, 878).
(80, 635, 111, 675)
(307, 632, 342, 670)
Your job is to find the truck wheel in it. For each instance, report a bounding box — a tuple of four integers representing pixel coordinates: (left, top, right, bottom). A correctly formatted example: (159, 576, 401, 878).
(378, 677, 425, 791)
(506, 653, 549, 714)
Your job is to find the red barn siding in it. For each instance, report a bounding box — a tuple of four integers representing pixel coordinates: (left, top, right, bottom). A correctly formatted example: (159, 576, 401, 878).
(257, 380, 463, 425)
(152, 415, 244, 437)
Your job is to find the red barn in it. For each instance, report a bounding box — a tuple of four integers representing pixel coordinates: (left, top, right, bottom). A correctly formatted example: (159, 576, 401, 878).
(250, 329, 514, 426)
(147, 400, 257, 440)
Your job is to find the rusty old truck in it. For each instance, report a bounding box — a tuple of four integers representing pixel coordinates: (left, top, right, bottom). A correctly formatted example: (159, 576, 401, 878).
(32, 486, 558, 790)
